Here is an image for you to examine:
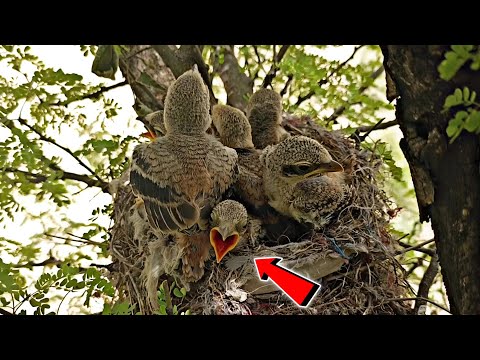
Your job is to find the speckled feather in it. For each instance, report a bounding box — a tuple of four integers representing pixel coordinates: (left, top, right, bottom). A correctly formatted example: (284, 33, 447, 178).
(262, 135, 349, 229)
(130, 134, 238, 233)
(246, 88, 290, 149)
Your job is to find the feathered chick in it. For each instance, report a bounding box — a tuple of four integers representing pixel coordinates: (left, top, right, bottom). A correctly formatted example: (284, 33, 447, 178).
(209, 200, 249, 263)
(212, 105, 254, 149)
(211, 104, 267, 209)
(140, 110, 166, 140)
(261, 135, 348, 229)
(246, 88, 290, 149)
(129, 66, 239, 282)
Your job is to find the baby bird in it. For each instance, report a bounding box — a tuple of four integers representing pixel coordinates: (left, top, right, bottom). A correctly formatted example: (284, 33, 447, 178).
(209, 200, 264, 263)
(129, 66, 239, 282)
(209, 200, 248, 263)
(246, 88, 290, 149)
(212, 104, 267, 209)
(261, 135, 348, 229)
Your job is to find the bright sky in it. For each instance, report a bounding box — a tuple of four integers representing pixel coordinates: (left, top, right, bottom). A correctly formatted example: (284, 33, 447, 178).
(0, 45, 440, 314)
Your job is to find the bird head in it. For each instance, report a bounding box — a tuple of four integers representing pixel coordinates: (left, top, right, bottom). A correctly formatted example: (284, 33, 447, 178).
(247, 89, 282, 113)
(212, 104, 254, 149)
(164, 66, 211, 135)
(263, 135, 344, 185)
(209, 200, 248, 263)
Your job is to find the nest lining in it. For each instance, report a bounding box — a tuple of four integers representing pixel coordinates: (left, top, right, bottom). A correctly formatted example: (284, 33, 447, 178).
(108, 114, 412, 315)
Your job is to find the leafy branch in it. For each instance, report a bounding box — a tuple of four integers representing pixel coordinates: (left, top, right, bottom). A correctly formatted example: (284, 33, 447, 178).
(262, 45, 291, 88)
(296, 45, 366, 106)
(13, 117, 107, 185)
(51, 80, 128, 106)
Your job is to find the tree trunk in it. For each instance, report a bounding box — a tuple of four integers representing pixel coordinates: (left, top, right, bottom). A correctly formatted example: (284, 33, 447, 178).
(381, 45, 480, 314)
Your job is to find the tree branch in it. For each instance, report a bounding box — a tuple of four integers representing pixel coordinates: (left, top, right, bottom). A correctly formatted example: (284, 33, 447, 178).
(296, 45, 366, 106)
(4, 167, 109, 192)
(14, 117, 105, 185)
(397, 239, 436, 257)
(396, 238, 436, 256)
(45, 233, 104, 246)
(152, 45, 217, 106)
(51, 80, 128, 106)
(352, 119, 398, 134)
(414, 253, 440, 313)
(280, 74, 294, 97)
(262, 45, 291, 88)
(213, 45, 253, 112)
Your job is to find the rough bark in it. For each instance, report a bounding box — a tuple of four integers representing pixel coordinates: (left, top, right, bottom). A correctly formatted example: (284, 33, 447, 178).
(381, 45, 480, 314)
(118, 45, 176, 113)
(212, 45, 253, 112)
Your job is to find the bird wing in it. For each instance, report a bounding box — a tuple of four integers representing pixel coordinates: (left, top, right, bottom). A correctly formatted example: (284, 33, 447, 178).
(130, 142, 201, 233)
(199, 140, 239, 225)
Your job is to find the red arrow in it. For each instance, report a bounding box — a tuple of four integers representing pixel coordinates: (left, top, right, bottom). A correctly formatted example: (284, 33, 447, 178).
(254, 257, 321, 307)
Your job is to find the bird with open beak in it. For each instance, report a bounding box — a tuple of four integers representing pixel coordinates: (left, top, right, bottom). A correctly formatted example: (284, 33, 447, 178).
(209, 200, 249, 263)
(261, 135, 349, 229)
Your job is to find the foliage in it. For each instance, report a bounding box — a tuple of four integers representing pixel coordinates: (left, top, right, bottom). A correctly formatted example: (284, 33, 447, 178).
(438, 45, 480, 143)
(0, 44, 429, 314)
(156, 280, 190, 315)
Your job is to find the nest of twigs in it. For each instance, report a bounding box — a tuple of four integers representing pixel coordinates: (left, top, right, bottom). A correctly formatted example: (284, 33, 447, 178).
(108, 114, 412, 315)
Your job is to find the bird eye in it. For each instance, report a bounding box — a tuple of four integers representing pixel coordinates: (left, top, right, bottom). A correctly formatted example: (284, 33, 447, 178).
(282, 164, 313, 176)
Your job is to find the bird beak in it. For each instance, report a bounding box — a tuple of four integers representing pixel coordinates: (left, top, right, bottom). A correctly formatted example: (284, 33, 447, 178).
(209, 226, 241, 263)
(306, 160, 344, 178)
(140, 129, 157, 140)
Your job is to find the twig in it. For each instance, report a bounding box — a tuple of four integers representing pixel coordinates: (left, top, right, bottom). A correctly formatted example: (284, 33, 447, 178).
(14, 117, 106, 184)
(280, 74, 293, 96)
(296, 45, 366, 106)
(4, 167, 109, 193)
(350, 119, 399, 142)
(396, 238, 435, 256)
(262, 45, 291, 88)
(385, 296, 450, 314)
(397, 240, 436, 257)
(51, 80, 128, 106)
(414, 253, 440, 313)
(405, 258, 424, 277)
(57, 289, 73, 314)
(325, 65, 385, 124)
(11, 256, 62, 268)
(45, 233, 103, 246)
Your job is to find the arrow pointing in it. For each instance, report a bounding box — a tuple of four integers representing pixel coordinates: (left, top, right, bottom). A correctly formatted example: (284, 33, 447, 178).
(254, 257, 321, 307)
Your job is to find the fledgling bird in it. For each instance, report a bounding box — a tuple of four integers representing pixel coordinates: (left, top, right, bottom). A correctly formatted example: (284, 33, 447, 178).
(246, 88, 290, 149)
(141, 110, 166, 140)
(261, 135, 349, 229)
(129, 66, 239, 282)
(212, 104, 267, 209)
(209, 200, 264, 263)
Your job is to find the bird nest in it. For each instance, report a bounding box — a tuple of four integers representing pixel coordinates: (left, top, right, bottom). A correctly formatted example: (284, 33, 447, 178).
(108, 115, 412, 315)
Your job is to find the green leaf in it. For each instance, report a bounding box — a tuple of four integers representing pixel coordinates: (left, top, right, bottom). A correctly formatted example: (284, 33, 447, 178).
(444, 94, 462, 109)
(173, 288, 184, 298)
(158, 304, 167, 315)
(454, 88, 463, 101)
(180, 287, 187, 297)
(463, 87, 470, 101)
(470, 91, 477, 103)
(464, 110, 480, 132)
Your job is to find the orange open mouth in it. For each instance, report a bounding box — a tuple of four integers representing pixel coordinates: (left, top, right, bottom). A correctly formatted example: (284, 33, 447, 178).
(140, 129, 157, 140)
(209, 227, 240, 263)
